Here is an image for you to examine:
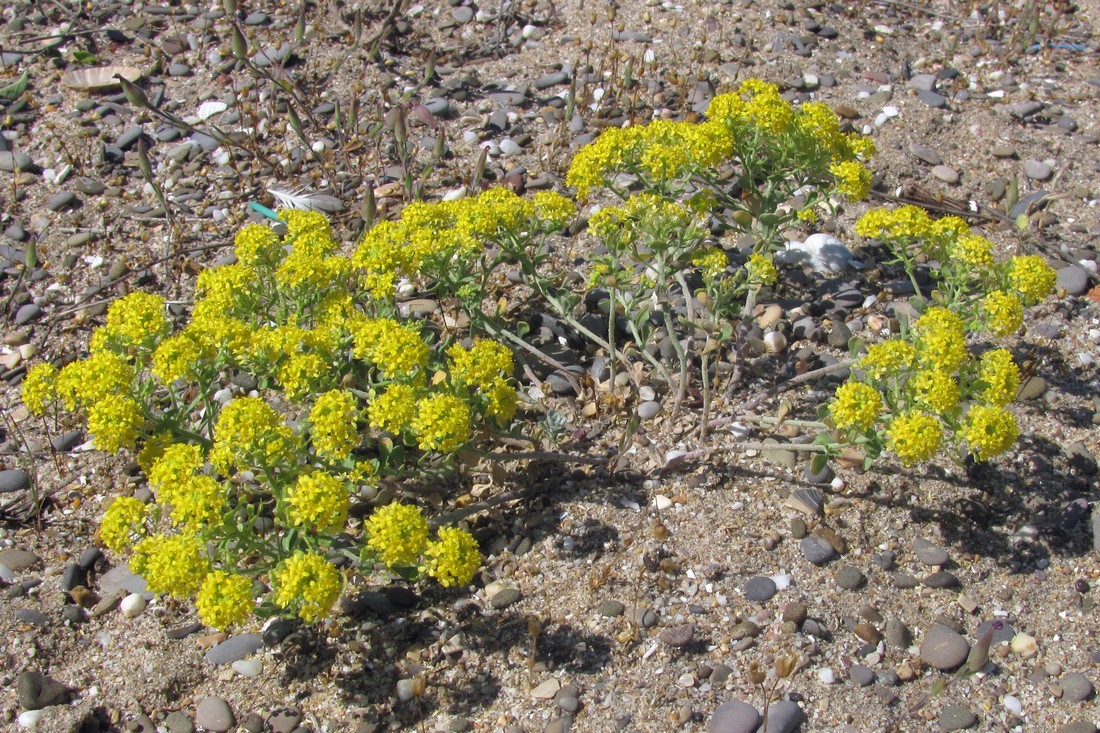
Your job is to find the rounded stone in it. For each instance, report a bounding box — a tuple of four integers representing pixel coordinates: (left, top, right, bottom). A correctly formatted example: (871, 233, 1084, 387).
(849, 664, 875, 686)
(490, 587, 521, 609)
(939, 704, 977, 730)
(835, 565, 866, 590)
(0, 468, 30, 493)
(762, 700, 805, 733)
(708, 700, 759, 733)
(205, 633, 263, 665)
(659, 623, 695, 648)
(921, 623, 970, 671)
(913, 537, 950, 566)
(637, 401, 661, 419)
(1061, 672, 1095, 703)
(743, 576, 777, 602)
(1056, 266, 1090, 296)
(1023, 159, 1052, 181)
(799, 536, 836, 565)
(195, 697, 235, 733)
(596, 599, 624, 617)
(931, 165, 960, 183)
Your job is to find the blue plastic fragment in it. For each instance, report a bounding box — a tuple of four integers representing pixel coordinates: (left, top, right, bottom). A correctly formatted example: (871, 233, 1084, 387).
(249, 201, 280, 220)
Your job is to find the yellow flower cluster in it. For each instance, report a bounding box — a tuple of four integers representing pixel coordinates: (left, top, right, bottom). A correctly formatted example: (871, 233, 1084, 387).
(746, 253, 778, 286)
(830, 381, 882, 431)
(87, 395, 144, 453)
(56, 351, 134, 410)
(277, 352, 328, 401)
(961, 404, 1019, 460)
(423, 527, 481, 587)
(982, 290, 1023, 337)
(352, 318, 429, 379)
(309, 390, 359, 461)
(368, 383, 419, 435)
(854, 205, 933, 242)
(1008, 255, 1057, 305)
(196, 570, 254, 630)
(914, 308, 968, 373)
(234, 223, 283, 268)
(366, 502, 429, 566)
(950, 234, 995, 271)
(829, 160, 871, 201)
(130, 533, 210, 597)
(909, 369, 959, 413)
(101, 292, 169, 351)
(284, 471, 349, 532)
(977, 348, 1019, 406)
(151, 333, 205, 384)
(533, 191, 577, 229)
(271, 551, 342, 623)
(447, 340, 518, 426)
(859, 340, 915, 381)
(22, 363, 58, 416)
(210, 397, 295, 474)
(148, 443, 225, 530)
(412, 393, 472, 453)
(98, 496, 149, 552)
(691, 247, 728, 280)
(885, 411, 943, 466)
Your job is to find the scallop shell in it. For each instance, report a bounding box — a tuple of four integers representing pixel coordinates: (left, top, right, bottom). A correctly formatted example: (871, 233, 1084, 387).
(61, 66, 142, 92)
(784, 487, 825, 516)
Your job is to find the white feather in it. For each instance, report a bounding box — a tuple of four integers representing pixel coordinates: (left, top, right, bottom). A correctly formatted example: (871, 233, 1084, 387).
(267, 186, 344, 213)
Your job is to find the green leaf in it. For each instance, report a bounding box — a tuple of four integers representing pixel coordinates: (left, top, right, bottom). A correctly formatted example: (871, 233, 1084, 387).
(1015, 213, 1030, 231)
(0, 71, 28, 100)
(847, 336, 864, 358)
(812, 431, 835, 446)
(72, 50, 98, 65)
(810, 453, 829, 475)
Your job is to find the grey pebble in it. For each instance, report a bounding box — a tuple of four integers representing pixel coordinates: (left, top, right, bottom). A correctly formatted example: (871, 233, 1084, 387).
(908, 142, 942, 165)
(835, 565, 865, 590)
(266, 708, 301, 733)
(490, 587, 521, 609)
(939, 704, 977, 730)
(976, 620, 1016, 645)
(452, 6, 474, 23)
(194, 697, 235, 733)
(17, 670, 74, 710)
(1058, 723, 1098, 733)
(15, 608, 51, 626)
(0, 151, 33, 172)
(164, 711, 194, 733)
(659, 623, 694, 648)
(238, 713, 263, 733)
(488, 90, 527, 106)
(1056, 266, 1090, 296)
(0, 547, 40, 571)
(762, 700, 804, 733)
(1061, 672, 1095, 703)
(1018, 376, 1048, 400)
(799, 536, 835, 565)
(848, 664, 875, 686)
(628, 605, 659, 628)
(743, 576, 777, 602)
(77, 547, 102, 571)
(244, 11, 269, 25)
(99, 564, 149, 597)
(908, 74, 937, 92)
(46, 191, 77, 211)
(923, 571, 960, 588)
(51, 430, 83, 452)
(931, 165, 960, 183)
(61, 563, 87, 592)
(534, 71, 570, 90)
(0, 468, 30, 493)
(921, 623, 970, 671)
(116, 126, 145, 150)
(913, 537, 950, 566)
(168, 63, 192, 76)
(14, 303, 42, 325)
(205, 633, 263, 665)
(991, 145, 1017, 158)
(637, 401, 661, 419)
(708, 700, 759, 733)
(423, 97, 450, 116)
(918, 90, 948, 108)
(885, 618, 911, 648)
(1023, 159, 1053, 181)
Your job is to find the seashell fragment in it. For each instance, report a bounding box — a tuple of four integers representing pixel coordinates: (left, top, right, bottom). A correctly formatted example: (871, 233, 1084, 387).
(61, 66, 142, 92)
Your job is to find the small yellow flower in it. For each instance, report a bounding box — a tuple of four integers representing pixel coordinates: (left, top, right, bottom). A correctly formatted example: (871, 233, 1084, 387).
(87, 396, 144, 453)
(829, 160, 871, 201)
(98, 496, 149, 552)
(532, 191, 576, 229)
(886, 411, 942, 466)
(368, 383, 419, 435)
(746, 252, 778, 286)
(234, 223, 282, 268)
(423, 527, 481, 587)
(1007, 255, 1056, 306)
(691, 247, 728, 280)
(56, 352, 134, 410)
(447, 340, 513, 390)
(412, 393, 472, 453)
(859, 340, 915, 382)
(130, 533, 210, 597)
(167, 474, 225, 531)
(982, 290, 1023, 338)
(271, 551, 342, 623)
(914, 307, 968, 373)
(22, 363, 58, 416)
(909, 369, 959, 415)
(366, 503, 430, 567)
(961, 404, 1019, 460)
(210, 397, 295, 474)
(277, 352, 328, 401)
(352, 318, 429, 380)
(103, 292, 169, 350)
(285, 471, 349, 532)
(196, 570, 254, 630)
(829, 381, 882, 432)
(977, 349, 1019, 407)
(484, 378, 519, 425)
(950, 234, 995, 271)
(152, 333, 204, 384)
(309, 390, 359, 461)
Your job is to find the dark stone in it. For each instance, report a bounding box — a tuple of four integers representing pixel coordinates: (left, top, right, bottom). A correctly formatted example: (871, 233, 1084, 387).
(17, 670, 75, 710)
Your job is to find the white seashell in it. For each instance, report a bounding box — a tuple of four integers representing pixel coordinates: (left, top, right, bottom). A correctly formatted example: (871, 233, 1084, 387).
(61, 65, 142, 91)
(120, 593, 147, 618)
(763, 331, 787, 354)
(18, 710, 44, 728)
(442, 186, 468, 202)
(196, 100, 228, 121)
(653, 495, 673, 511)
(232, 659, 263, 677)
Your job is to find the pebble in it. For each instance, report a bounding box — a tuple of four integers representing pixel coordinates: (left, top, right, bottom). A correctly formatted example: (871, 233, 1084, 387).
(1003, 695, 1022, 715)
(16, 670, 74, 710)
(743, 576, 777, 602)
(918, 90, 948, 108)
(120, 593, 146, 617)
(849, 665, 875, 686)
(708, 695, 761, 730)
(266, 709, 301, 733)
(660, 623, 695, 648)
(909, 142, 942, 165)
(762, 701, 804, 733)
(396, 678, 416, 702)
(0, 547, 40, 571)
(531, 678, 561, 699)
(1061, 672, 1094, 702)
(14, 303, 42, 325)
(1058, 723, 1098, 733)
(1056, 266, 1090, 296)
(17, 711, 44, 728)
(834, 565, 865, 590)
(921, 623, 970, 671)
(597, 599, 624, 617)
(923, 571, 960, 589)
(939, 705, 977, 730)
(818, 668, 836, 684)
(1010, 633, 1039, 658)
(1023, 159, 1053, 181)
(194, 697, 235, 732)
(206, 633, 263, 665)
(885, 618, 911, 648)
(800, 536, 836, 565)
(931, 165, 960, 183)
(490, 587, 521, 609)
(14, 608, 50, 626)
(637, 401, 661, 419)
(913, 537, 950, 566)
(231, 659, 263, 677)
(0, 151, 34, 172)
(165, 711, 195, 733)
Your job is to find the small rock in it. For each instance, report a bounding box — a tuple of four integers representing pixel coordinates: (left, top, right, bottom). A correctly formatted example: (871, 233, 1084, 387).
(637, 401, 661, 419)
(46, 191, 77, 211)
(0, 548, 40, 571)
(917, 90, 948, 108)
(939, 704, 977, 730)
(921, 623, 970, 671)
(1056, 266, 1090, 296)
(490, 587, 521, 609)
(761, 700, 804, 733)
(913, 537, 950, 566)
(849, 664, 875, 686)
(194, 697, 235, 733)
(835, 565, 865, 590)
(660, 623, 695, 648)
(266, 709, 301, 733)
(885, 618, 911, 649)
(206, 633, 263, 665)
(1061, 672, 1094, 702)
(743, 576, 777, 602)
(14, 303, 42, 325)
(931, 165, 960, 183)
(164, 711, 195, 733)
(1018, 376, 1047, 400)
(17, 671, 74, 710)
(1058, 723, 1097, 733)
(923, 571, 960, 589)
(0, 468, 30, 493)
(15, 609, 50, 626)
(231, 659, 262, 677)
(1023, 159, 1053, 181)
(120, 593, 146, 618)
(1010, 633, 1039, 658)
(800, 536, 835, 565)
(908, 142, 943, 165)
(596, 599, 624, 617)
(531, 678, 561, 699)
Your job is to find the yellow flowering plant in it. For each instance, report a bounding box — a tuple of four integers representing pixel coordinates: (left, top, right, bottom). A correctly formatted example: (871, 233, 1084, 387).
(21, 208, 522, 629)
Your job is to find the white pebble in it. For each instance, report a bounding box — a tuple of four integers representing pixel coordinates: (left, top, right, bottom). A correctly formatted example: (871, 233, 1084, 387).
(1010, 633, 1039, 658)
(120, 593, 146, 618)
(882, 106, 900, 118)
(232, 659, 263, 677)
(770, 574, 791, 590)
(18, 710, 44, 728)
(817, 668, 836, 684)
(830, 477, 845, 491)
(442, 186, 468, 202)
(1003, 695, 1022, 715)
(462, 130, 479, 145)
(874, 112, 889, 127)
(521, 24, 538, 39)
(499, 139, 521, 155)
(311, 140, 326, 154)
(212, 147, 230, 166)
(653, 495, 672, 511)
(638, 385, 657, 401)
(763, 331, 787, 354)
